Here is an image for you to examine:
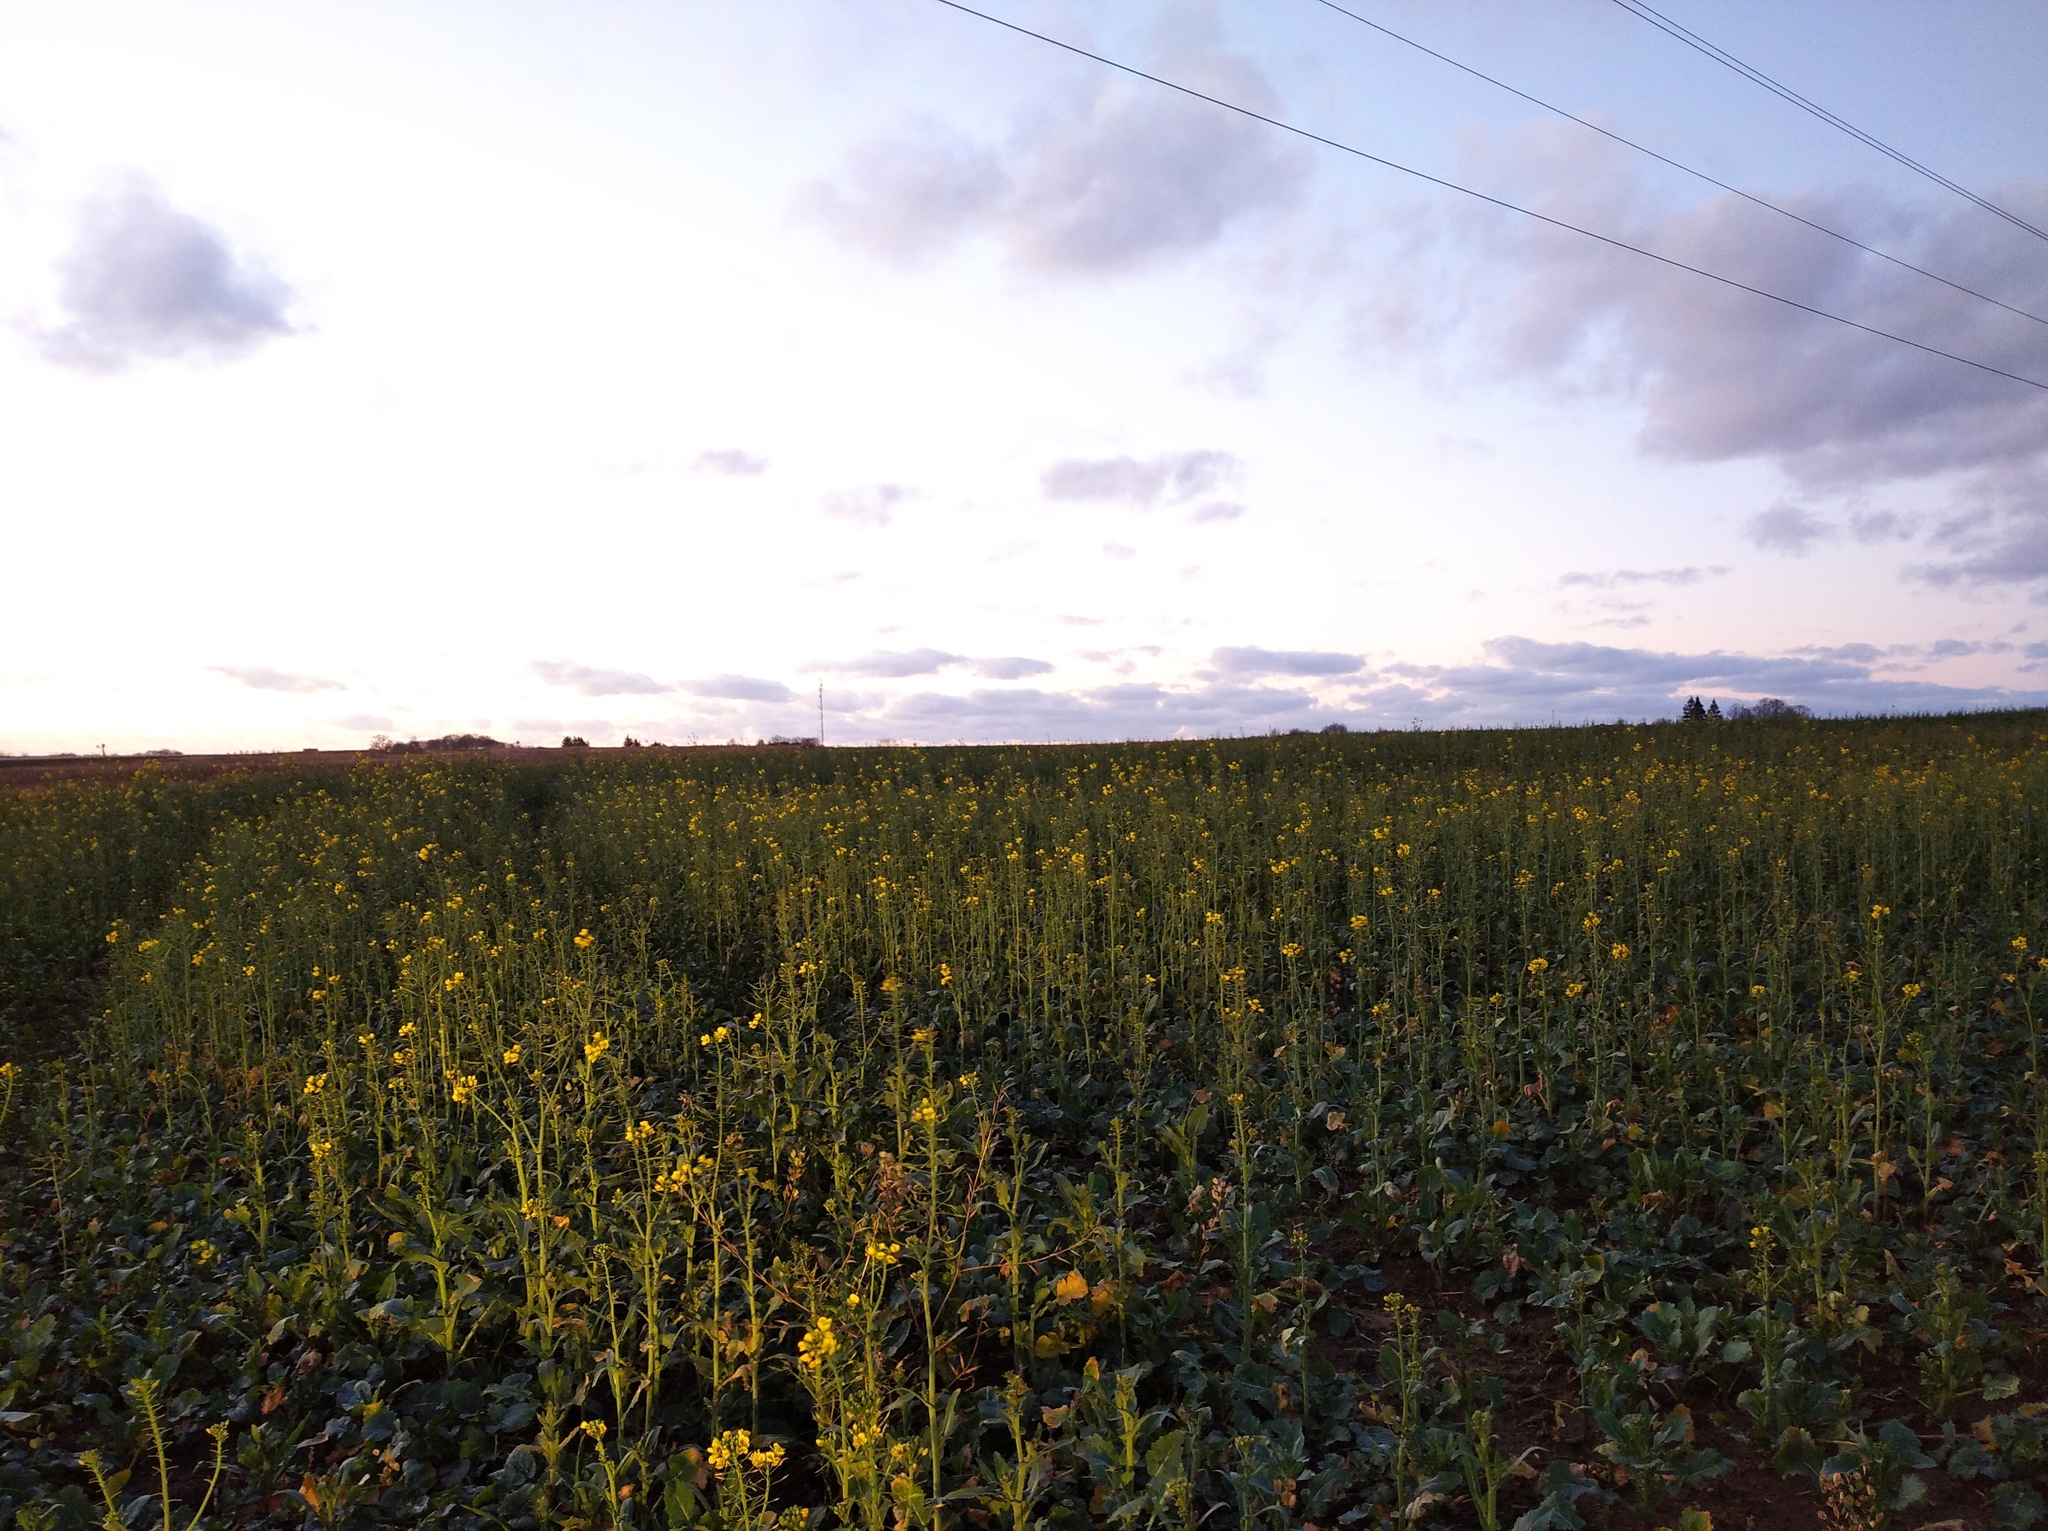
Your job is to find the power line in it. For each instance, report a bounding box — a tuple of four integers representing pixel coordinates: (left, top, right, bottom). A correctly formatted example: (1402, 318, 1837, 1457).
(1607, 0, 2048, 245)
(924, 0, 2048, 394)
(1307, 0, 2048, 329)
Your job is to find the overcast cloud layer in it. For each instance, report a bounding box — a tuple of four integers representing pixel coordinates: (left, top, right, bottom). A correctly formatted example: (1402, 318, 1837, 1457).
(2, 2, 2045, 754)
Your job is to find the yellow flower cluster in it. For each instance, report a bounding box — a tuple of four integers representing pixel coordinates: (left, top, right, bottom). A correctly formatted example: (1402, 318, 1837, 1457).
(654, 1154, 715, 1194)
(706, 1428, 782, 1472)
(796, 1315, 840, 1370)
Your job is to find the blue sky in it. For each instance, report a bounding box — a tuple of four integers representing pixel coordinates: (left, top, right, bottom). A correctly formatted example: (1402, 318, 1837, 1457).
(3, 0, 2046, 748)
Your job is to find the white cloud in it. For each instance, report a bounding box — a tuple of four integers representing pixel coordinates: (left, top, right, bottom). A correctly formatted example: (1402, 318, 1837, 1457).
(681, 675, 796, 702)
(823, 484, 911, 526)
(1042, 450, 1239, 507)
(692, 449, 769, 476)
(805, 51, 1305, 275)
(532, 661, 669, 696)
(38, 176, 293, 371)
(209, 666, 343, 693)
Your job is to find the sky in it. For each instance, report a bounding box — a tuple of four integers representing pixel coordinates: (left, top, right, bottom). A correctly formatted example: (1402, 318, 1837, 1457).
(2, 0, 2046, 751)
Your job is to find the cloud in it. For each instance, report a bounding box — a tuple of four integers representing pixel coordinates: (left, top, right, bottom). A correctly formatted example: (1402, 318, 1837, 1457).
(805, 52, 1305, 275)
(1745, 504, 1835, 555)
(40, 177, 293, 371)
(1368, 635, 2046, 723)
(1211, 646, 1363, 677)
(1913, 508, 2048, 587)
(824, 484, 911, 526)
(1558, 566, 1717, 588)
(333, 714, 393, 732)
(1358, 123, 2048, 584)
(1847, 508, 1913, 543)
(799, 119, 1010, 265)
(532, 660, 668, 696)
(209, 666, 343, 693)
(814, 649, 1052, 680)
(682, 675, 795, 702)
(1442, 128, 2048, 482)
(863, 680, 1330, 742)
(692, 449, 768, 477)
(1190, 500, 1246, 523)
(709, 633, 2047, 743)
(1041, 450, 1240, 507)
(823, 648, 961, 678)
(972, 656, 1055, 680)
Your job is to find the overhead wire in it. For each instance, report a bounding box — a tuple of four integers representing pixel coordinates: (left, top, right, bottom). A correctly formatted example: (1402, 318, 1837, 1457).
(923, 0, 2048, 394)
(1607, 0, 2048, 245)
(1307, 0, 2048, 329)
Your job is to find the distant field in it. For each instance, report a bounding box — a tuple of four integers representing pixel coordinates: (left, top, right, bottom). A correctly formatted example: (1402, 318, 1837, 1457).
(2, 718, 2046, 1530)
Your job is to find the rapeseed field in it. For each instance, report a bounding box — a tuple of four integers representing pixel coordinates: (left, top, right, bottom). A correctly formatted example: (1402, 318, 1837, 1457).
(1, 717, 2045, 1529)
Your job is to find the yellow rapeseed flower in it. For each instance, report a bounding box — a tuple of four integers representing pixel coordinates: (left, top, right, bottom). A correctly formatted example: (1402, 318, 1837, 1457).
(706, 1429, 750, 1472)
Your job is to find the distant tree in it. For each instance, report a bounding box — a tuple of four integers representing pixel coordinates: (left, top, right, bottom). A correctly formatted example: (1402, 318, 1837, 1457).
(1730, 697, 1812, 721)
(621, 736, 643, 748)
(1681, 696, 1707, 722)
(561, 736, 589, 749)
(372, 733, 500, 755)
(1707, 699, 1723, 720)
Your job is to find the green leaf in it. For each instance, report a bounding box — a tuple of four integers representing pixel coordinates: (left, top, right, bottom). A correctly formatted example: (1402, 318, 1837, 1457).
(1144, 1428, 1187, 1482)
(1986, 1372, 2023, 1401)
(1993, 1480, 2046, 1530)
(1771, 1426, 1822, 1480)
